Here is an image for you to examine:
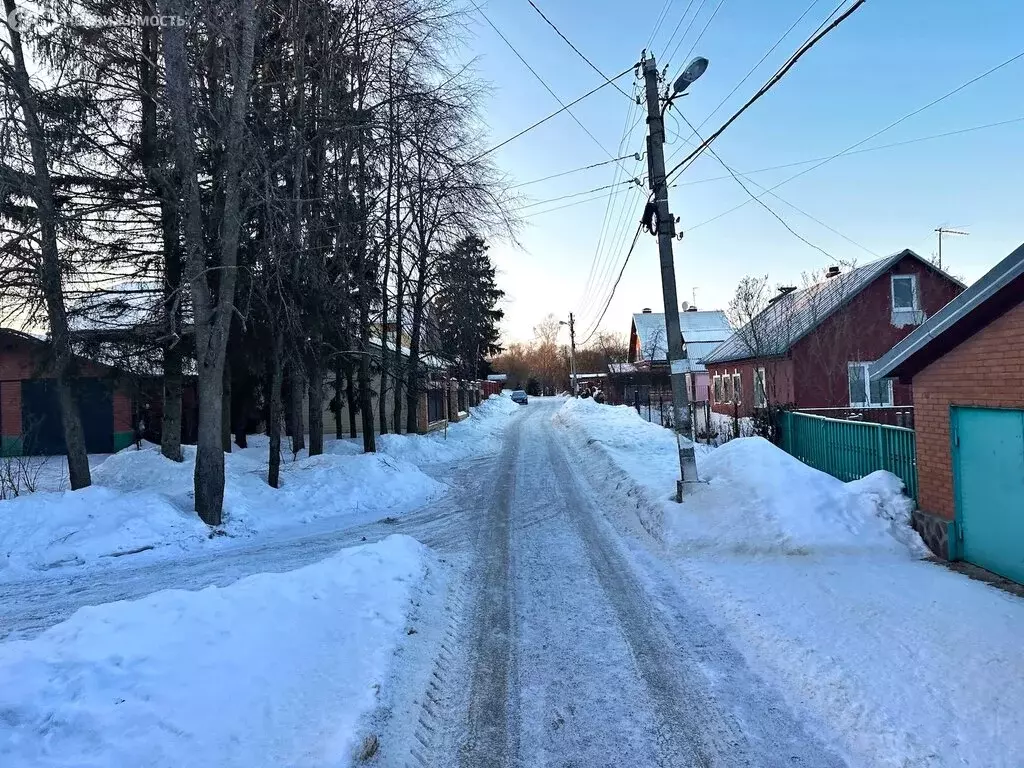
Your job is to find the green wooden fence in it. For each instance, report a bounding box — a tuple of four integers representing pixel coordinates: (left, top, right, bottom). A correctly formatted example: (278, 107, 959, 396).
(778, 410, 918, 501)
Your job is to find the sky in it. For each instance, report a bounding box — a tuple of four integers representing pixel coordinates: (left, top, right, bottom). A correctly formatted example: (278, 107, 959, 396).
(456, 0, 1024, 345)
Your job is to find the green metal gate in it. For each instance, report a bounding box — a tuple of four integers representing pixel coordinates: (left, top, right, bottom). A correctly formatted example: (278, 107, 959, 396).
(951, 406, 1024, 583)
(778, 410, 918, 500)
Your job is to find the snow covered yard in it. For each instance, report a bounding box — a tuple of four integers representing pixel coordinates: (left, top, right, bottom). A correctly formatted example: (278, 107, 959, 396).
(0, 394, 518, 582)
(555, 398, 1024, 767)
(0, 535, 437, 767)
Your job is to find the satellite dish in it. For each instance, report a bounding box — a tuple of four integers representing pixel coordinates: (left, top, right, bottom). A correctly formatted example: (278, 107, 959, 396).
(673, 57, 709, 94)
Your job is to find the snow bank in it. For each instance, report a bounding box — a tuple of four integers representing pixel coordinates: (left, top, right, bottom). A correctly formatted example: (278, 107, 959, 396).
(0, 535, 434, 768)
(554, 398, 923, 556)
(369, 393, 519, 464)
(695, 437, 927, 556)
(0, 443, 442, 581)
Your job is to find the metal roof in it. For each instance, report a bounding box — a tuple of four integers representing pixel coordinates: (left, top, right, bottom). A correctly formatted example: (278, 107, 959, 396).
(704, 249, 960, 365)
(870, 241, 1024, 381)
(631, 310, 732, 371)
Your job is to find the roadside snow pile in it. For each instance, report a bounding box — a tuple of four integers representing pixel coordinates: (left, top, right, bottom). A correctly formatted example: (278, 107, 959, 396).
(555, 398, 923, 556)
(693, 437, 927, 556)
(0, 443, 442, 581)
(0, 486, 209, 577)
(373, 393, 519, 464)
(0, 535, 434, 768)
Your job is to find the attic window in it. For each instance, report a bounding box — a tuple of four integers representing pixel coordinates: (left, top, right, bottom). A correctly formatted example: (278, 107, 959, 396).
(891, 275, 919, 311)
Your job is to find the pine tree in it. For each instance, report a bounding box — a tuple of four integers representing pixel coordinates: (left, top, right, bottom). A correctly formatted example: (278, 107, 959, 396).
(434, 235, 505, 379)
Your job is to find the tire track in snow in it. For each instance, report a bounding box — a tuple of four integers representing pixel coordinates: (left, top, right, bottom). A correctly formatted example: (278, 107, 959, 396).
(545, 410, 848, 767)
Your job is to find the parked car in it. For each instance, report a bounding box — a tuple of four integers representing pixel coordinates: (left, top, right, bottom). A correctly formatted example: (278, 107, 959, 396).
(511, 390, 528, 405)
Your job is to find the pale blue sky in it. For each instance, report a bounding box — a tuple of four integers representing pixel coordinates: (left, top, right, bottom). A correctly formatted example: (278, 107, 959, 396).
(462, 0, 1023, 344)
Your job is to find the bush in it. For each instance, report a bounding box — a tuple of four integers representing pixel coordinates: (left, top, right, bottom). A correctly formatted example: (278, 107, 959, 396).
(753, 403, 795, 445)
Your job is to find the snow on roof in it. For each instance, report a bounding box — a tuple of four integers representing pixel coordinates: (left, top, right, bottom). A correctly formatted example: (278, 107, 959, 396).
(704, 249, 961, 365)
(631, 309, 732, 371)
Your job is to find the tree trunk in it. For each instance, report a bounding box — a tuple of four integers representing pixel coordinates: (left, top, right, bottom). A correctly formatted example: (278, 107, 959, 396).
(139, 7, 184, 463)
(2, 0, 91, 488)
(159, 0, 257, 525)
(334, 356, 343, 437)
(392, 269, 404, 434)
(161, 346, 184, 461)
(267, 333, 284, 488)
(308, 356, 324, 456)
(359, 345, 375, 453)
(222, 364, 232, 453)
(346, 363, 357, 438)
(289, 365, 305, 455)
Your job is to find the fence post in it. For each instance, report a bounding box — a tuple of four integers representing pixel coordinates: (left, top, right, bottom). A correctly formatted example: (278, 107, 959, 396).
(876, 422, 889, 473)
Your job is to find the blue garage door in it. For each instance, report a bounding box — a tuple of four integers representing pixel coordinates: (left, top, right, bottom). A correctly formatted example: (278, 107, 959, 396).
(21, 378, 115, 456)
(952, 406, 1024, 583)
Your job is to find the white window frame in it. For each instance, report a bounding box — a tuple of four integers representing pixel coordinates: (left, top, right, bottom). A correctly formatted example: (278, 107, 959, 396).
(713, 374, 722, 403)
(754, 367, 767, 408)
(723, 374, 733, 403)
(848, 361, 893, 408)
(891, 274, 920, 311)
(732, 372, 742, 405)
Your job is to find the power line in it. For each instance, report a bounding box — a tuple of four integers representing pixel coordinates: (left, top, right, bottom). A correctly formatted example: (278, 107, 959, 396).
(474, 4, 635, 175)
(673, 116, 1024, 187)
(665, 0, 867, 182)
(663, 0, 705, 66)
(524, 0, 632, 99)
(519, 183, 637, 219)
(689, 49, 1024, 228)
(468, 65, 635, 163)
(694, 0, 824, 133)
(517, 179, 640, 211)
(672, 0, 728, 80)
(579, 222, 645, 345)
(675, 110, 868, 262)
(645, 0, 676, 50)
(511, 153, 639, 188)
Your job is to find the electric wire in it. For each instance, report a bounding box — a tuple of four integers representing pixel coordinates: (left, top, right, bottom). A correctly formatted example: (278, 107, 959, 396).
(473, 4, 636, 175)
(664, 0, 867, 183)
(524, 0, 632, 99)
(688, 49, 1024, 229)
(579, 222, 645, 345)
(511, 154, 637, 188)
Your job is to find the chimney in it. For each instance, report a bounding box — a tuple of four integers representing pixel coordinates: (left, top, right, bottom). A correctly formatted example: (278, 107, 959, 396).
(768, 286, 797, 305)
(826, 266, 841, 279)
(641, 307, 652, 314)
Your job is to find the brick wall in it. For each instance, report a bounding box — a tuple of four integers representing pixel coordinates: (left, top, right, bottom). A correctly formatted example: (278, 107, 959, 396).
(913, 300, 1024, 520)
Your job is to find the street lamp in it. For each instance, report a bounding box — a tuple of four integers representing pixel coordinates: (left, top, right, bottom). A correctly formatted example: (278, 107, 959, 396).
(673, 56, 709, 95)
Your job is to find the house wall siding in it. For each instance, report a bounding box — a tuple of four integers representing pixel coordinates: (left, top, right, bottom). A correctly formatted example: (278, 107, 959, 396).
(790, 254, 962, 409)
(707, 358, 794, 417)
(912, 300, 1024, 521)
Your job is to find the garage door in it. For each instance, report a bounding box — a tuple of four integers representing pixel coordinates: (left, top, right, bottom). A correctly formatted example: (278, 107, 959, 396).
(952, 406, 1024, 583)
(21, 378, 115, 456)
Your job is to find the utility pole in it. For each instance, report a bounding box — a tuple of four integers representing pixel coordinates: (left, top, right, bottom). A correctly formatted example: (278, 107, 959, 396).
(935, 227, 969, 271)
(642, 53, 698, 498)
(569, 312, 578, 396)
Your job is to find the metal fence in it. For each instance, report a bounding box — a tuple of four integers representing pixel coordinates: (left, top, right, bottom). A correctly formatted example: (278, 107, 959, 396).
(778, 410, 918, 500)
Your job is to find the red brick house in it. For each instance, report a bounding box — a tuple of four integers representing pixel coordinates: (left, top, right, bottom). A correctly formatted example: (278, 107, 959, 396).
(0, 329, 134, 456)
(704, 250, 964, 425)
(870, 242, 1024, 582)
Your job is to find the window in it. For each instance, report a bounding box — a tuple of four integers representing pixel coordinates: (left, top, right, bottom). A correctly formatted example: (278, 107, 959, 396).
(713, 375, 722, 403)
(848, 362, 893, 407)
(891, 274, 919, 311)
(754, 368, 767, 408)
(732, 373, 742, 404)
(723, 374, 733, 403)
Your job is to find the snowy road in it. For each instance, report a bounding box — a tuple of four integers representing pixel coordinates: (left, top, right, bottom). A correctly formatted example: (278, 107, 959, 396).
(3, 399, 850, 766)
(425, 400, 847, 768)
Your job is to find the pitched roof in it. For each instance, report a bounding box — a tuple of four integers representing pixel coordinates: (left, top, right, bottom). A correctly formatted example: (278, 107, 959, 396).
(631, 310, 732, 372)
(703, 249, 961, 365)
(870, 241, 1024, 382)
